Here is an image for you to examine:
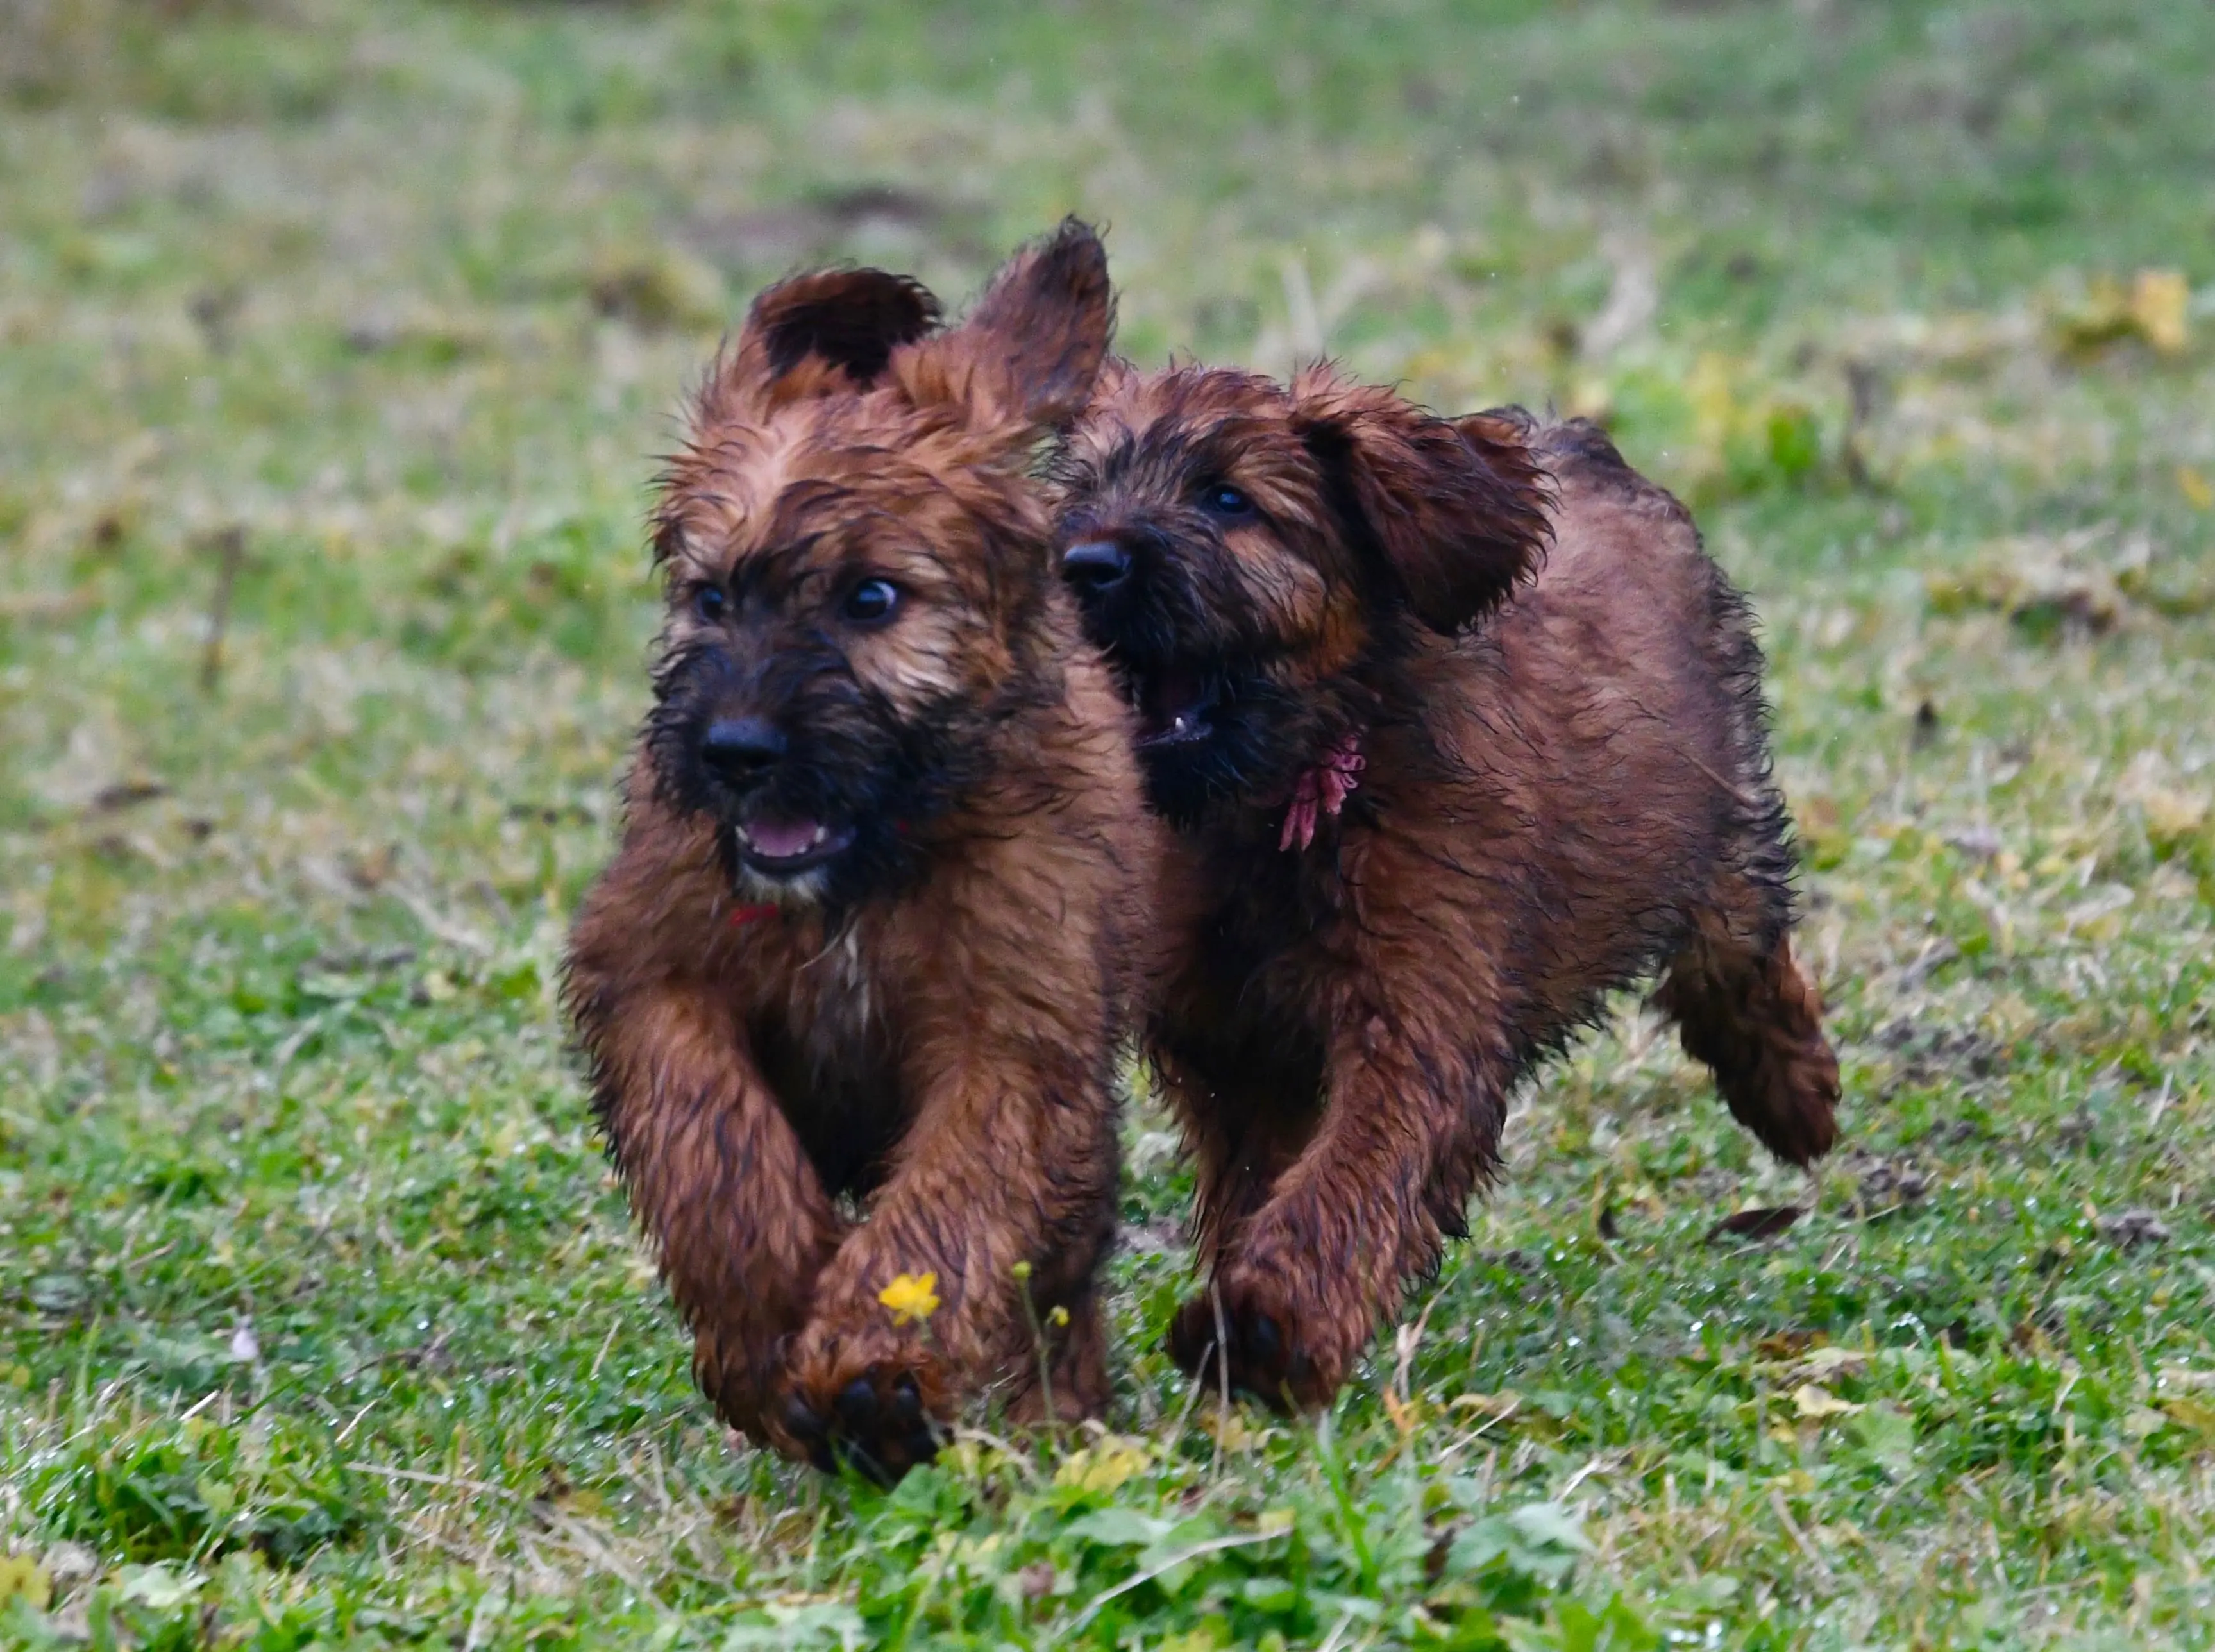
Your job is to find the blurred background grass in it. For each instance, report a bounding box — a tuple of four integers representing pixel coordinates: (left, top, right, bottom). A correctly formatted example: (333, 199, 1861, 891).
(3, 2, 2214, 1648)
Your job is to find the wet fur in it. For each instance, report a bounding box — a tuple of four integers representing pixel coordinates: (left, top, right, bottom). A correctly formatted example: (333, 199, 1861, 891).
(1052, 366, 1842, 1408)
(563, 224, 1165, 1480)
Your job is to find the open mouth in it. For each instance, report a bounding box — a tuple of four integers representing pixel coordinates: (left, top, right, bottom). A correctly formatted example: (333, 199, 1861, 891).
(733, 815, 859, 876)
(1133, 661, 1218, 748)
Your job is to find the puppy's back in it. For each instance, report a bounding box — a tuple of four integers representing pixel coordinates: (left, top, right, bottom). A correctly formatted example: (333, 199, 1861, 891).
(1465, 414, 1762, 763)
(1378, 414, 1782, 991)
(1484, 414, 1717, 636)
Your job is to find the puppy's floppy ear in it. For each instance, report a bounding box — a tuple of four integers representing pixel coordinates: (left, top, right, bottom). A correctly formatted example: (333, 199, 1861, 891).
(713, 267, 943, 409)
(1292, 371, 1552, 634)
(904, 218, 1115, 430)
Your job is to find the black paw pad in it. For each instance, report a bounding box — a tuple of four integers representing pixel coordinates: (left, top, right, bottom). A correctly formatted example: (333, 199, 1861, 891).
(835, 1376, 880, 1429)
(782, 1393, 827, 1446)
(889, 1374, 923, 1424)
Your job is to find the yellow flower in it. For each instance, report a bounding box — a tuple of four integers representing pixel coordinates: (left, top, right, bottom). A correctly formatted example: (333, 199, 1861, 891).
(877, 1272, 940, 1326)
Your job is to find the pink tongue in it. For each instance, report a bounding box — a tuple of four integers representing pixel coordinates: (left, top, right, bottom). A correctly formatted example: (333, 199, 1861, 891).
(745, 818, 820, 859)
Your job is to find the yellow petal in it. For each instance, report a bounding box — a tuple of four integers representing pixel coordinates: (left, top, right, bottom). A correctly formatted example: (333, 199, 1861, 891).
(2180, 467, 2213, 511)
(877, 1272, 940, 1325)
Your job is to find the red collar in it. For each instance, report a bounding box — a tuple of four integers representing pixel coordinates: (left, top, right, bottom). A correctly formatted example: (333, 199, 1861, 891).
(1279, 729, 1367, 852)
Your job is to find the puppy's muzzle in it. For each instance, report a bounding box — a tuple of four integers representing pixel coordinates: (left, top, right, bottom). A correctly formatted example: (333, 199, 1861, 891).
(1061, 538, 1131, 592)
(700, 715, 788, 779)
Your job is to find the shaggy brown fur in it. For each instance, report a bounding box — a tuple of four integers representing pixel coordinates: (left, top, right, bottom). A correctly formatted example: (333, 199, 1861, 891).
(1050, 364, 1841, 1408)
(563, 223, 1165, 1481)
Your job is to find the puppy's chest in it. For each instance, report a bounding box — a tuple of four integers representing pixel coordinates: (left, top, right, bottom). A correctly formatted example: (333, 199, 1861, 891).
(745, 930, 906, 1197)
(1160, 850, 1345, 1091)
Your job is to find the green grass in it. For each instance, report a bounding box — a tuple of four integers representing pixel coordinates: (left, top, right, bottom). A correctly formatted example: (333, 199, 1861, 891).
(4, 0, 2214, 1644)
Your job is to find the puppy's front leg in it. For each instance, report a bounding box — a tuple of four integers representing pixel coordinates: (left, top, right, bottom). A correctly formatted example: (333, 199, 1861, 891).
(780, 999, 1120, 1478)
(1178, 998, 1510, 1410)
(1156, 1047, 1318, 1272)
(569, 971, 844, 1454)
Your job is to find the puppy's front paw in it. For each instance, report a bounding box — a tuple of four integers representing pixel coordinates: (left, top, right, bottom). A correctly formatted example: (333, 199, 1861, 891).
(1167, 1272, 1348, 1412)
(775, 1347, 947, 1484)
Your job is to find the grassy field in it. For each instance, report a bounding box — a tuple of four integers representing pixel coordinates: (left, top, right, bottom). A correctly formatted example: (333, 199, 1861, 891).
(4, 0, 2214, 1645)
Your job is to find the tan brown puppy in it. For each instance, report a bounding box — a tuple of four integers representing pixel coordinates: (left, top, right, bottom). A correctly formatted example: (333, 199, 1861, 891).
(563, 223, 1163, 1481)
(1050, 364, 1840, 1408)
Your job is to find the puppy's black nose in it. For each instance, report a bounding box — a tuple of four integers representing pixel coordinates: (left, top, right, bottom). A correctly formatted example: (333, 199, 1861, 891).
(700, 716, 787, 773)
(1061, 539, 1131, 591)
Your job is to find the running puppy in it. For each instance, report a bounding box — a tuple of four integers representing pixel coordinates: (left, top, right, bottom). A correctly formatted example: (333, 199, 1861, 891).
(1051, 364, 1840, 1408)
(565, 223, 1160, 1480)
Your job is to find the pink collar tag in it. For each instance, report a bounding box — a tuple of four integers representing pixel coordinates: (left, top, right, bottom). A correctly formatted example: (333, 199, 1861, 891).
(1279, 730, 1367, 852)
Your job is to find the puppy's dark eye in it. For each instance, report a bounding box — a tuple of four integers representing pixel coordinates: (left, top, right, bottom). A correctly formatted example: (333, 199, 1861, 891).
(693, 584, 729, 623)
(1199, 482, 1257, 520)
(841, 578, 900, 625)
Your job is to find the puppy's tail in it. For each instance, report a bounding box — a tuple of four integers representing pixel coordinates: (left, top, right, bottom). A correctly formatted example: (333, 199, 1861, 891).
(1655, 922, 1840, 1168)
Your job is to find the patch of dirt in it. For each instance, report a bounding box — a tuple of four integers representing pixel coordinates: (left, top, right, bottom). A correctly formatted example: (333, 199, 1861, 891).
(1869, 1018, 2003, 1100)
(2096, 1208, 2171, 1250)
(2054, 1109, 2098, 1151)
(1118, 1220, 1185, 1258)
(1842, 1149, 1931, 1215)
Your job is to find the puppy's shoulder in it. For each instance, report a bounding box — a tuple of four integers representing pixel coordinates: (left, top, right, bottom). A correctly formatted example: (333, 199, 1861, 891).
(566, 771, 735, 988)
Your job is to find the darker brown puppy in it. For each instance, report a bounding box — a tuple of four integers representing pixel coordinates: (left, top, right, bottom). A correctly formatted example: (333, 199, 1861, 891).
(1052, 364, 1840, 1409)
(564, 223, 1163, 1482)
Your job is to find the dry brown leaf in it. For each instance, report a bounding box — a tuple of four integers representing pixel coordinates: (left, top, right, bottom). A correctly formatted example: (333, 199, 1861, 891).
(1792, 1383, 1863, 1419)
(1707, 1206, 1804, 1243)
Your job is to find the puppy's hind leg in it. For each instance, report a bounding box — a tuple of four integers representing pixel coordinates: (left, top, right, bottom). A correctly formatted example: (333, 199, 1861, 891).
(1653, 873, 1841, 1168)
